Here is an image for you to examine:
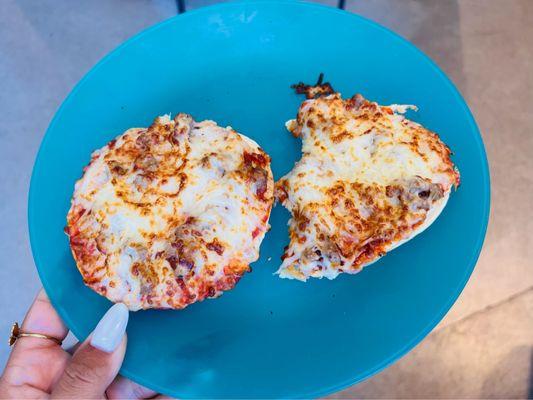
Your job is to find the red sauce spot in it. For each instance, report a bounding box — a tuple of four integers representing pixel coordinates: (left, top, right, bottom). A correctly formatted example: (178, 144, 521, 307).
(243, 151, 268, 167)
(171, 239, 185, 254)
(206, 239, 224, 255)
(252, 227, 261, 239)
(256, 177, 268, 201)
(275, 181, 289, 203)
(135, 134, 150, 150)
(71, 207, 86, 224)
(280, 246, 290, 260)
(166, 256, 178, 270)
(175, 277, 186, 289)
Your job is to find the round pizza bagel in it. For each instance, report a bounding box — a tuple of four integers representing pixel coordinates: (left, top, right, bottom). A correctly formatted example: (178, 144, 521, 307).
(66, 114, 274, 310)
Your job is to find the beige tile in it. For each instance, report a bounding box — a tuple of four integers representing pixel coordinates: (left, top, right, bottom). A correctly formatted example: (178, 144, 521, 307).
(439, 0, 533, 327)
(346, 0, 466, 90)
(329, 288, 533, 399)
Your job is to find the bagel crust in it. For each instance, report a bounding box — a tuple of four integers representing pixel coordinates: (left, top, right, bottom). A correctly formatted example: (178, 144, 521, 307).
(66, 114, 274, 310)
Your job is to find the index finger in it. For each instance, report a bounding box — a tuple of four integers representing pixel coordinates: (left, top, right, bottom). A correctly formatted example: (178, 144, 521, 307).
(3, 289, 70, 392)
(20, 288, 69, 343)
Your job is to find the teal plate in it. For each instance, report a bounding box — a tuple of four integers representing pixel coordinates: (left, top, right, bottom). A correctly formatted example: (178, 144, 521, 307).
(29, 1, 490, 398)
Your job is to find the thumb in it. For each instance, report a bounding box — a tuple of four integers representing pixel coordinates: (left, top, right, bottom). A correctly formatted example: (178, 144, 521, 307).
(52, 303, 129, 399)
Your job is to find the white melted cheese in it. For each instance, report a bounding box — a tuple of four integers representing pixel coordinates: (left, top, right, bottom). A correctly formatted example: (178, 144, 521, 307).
(276, 94, 459, 281)
(68, 115, 273, 310)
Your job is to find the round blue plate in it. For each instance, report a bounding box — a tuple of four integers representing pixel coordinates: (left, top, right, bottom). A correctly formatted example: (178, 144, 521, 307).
(29, 1, 490, 398)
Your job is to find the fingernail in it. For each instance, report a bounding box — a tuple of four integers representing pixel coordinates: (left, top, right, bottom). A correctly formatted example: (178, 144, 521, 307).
(90, 303, 129, 353)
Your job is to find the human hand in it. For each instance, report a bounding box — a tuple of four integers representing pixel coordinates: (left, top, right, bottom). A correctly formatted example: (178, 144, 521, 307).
(0, 289, 169, 399)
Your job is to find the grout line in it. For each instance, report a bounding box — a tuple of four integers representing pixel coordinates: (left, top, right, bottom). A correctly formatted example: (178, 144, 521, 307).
(434, 285, 533, 333)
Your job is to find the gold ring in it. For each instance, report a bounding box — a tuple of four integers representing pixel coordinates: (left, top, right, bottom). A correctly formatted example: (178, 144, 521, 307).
(9, 322, 63, 346)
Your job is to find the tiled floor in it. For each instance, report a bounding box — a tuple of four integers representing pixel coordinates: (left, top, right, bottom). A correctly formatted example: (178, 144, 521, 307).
(329, 288, 533, 399)
(0, 0, 531, 398)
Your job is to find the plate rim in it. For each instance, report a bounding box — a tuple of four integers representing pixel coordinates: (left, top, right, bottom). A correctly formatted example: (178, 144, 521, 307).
(28, 1, 491, 398)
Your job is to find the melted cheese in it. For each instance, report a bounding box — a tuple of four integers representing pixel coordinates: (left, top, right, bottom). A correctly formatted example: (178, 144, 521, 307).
(276, 93, 459, 281)
(67, 114, 274, 310)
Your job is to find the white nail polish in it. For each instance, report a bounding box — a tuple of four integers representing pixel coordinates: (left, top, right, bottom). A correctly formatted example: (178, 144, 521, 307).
(90, 303, 129, 353)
